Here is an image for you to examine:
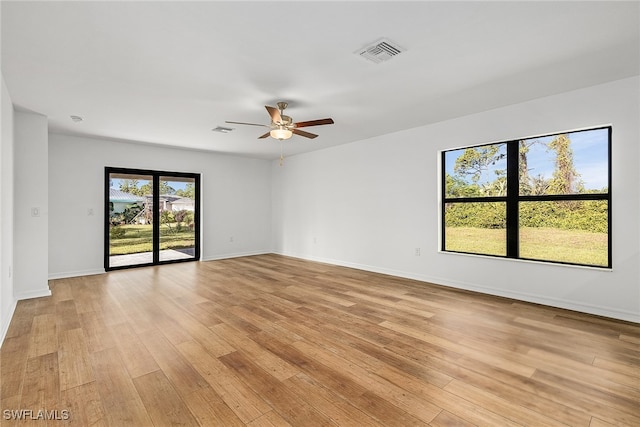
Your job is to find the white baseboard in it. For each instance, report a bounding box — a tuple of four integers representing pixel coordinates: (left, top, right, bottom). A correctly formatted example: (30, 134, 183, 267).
(14, 288, 52, 300)
(275, 251, 640, 324)
(0, 298, 18, 346)
(201, 250, 271, 262)
(48, 269, 105, 280)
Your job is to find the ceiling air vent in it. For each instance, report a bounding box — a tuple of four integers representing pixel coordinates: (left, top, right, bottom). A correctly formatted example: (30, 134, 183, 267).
(355, 38, 405, 64)
(212, 126, 234, 133)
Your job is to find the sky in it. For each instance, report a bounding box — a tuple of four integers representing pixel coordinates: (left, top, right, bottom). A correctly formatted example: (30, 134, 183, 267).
(445, 127, 609, 191)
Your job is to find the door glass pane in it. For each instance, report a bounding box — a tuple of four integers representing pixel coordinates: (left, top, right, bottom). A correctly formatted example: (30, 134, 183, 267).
(159, 176, 196, 262)
(108, 173, 154, 268)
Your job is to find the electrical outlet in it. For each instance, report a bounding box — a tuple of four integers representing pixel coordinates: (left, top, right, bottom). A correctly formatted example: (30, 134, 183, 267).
(229, 236, 234, 243)
(415, 247, 421, 256)
(88, 208, 94, 216)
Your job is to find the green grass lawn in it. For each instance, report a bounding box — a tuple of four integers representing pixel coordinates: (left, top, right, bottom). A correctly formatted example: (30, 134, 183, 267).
(445, 227, 608, 267)
(109, 224, 195, 255)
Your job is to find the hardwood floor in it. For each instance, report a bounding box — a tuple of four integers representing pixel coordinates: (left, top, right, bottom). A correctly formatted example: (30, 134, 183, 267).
(1, 254, 638, 426)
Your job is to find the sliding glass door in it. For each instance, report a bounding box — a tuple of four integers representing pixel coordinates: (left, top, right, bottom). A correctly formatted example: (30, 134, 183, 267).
(159, 175, 198, 262)
(105, 167, 200, 270)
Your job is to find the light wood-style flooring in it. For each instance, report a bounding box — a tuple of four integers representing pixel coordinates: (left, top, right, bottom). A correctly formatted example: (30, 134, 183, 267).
(1, 254, 638, 426)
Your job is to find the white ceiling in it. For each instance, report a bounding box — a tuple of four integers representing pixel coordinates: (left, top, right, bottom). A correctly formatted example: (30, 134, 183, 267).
(2, 1, 638, 160)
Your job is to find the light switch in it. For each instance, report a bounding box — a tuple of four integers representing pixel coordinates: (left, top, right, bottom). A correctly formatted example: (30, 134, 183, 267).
(31, 207, 40, 217)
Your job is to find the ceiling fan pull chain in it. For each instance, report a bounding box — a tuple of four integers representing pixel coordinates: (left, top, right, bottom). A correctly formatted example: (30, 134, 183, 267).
(280, 140, 285, 166)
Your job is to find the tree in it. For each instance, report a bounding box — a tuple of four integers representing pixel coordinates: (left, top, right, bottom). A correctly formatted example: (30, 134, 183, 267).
(138, 181, 176, 196)
(547, 134, 583, 194)
(529, 174, 550, 195)
(120, 179, 142, 195)
(176, 183, 195, 199)
(454, 145, 505, 184)
(160, 210, 175, 233)
(518, 140, 534, 195)
(445, 173, 481, 197)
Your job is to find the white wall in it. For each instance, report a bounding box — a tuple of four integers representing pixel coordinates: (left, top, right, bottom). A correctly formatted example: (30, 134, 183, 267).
(273, 76, 640, 322)
(48, 134, 272, 278)
(1, 73, 17, 342)
(14, 110, 50, 300)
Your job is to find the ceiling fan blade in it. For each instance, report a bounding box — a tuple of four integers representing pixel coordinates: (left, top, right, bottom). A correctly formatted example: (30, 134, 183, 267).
(265, 105, 282, 124)
(258, 131, 271, 139)
(225, 121, 269, 127)
(293, 118, 334, 128)
(292, 128, 318, 139)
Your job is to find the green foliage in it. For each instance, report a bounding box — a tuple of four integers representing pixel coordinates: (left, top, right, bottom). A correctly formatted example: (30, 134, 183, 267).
(445, 174, 481, 197)
(118, 179, 176, 196)
(119, 179, 142, 195)
(445, 203, 506, 229)
(109, 203, 143, 226)
(446, 200, 607, 233)
(547, 134, 584, 194)
(176, 183, 195, 199)
(519, 201, 608, 233)
(160, 210, 174, 224)
(109, 226, 126, 239)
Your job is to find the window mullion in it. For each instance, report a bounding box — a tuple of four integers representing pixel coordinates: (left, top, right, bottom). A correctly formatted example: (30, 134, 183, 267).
(506, 141, 519, 258)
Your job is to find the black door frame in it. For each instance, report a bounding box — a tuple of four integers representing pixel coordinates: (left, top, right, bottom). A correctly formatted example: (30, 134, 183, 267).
(104, 167, 201, 271)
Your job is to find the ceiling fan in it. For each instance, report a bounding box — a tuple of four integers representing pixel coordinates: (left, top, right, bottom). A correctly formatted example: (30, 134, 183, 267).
(226, 102, 334, 140)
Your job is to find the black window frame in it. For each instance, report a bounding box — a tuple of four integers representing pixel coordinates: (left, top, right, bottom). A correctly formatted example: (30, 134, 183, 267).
(441, 126, 612, 269)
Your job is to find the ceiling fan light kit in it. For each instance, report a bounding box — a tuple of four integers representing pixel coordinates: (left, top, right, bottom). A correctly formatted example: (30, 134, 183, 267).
(270, 127, 293, 140)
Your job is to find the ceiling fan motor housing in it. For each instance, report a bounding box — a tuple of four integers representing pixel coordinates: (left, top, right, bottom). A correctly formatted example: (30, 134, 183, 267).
(279, 115, 293, 126)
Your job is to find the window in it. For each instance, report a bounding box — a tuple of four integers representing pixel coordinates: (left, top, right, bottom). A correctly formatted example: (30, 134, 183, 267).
(441, 127, 611, 268)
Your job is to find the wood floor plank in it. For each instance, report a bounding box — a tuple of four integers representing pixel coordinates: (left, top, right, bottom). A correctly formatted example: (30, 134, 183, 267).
(218, 350, 336, 426)
(531, 370, 640, 426)
(443, 379, 571, 426)
(284, 373, 384, 427)
(89, 347, 154, 426)
(19, 352, 60, 425)
(50, 280, 74, 303)
(133, 370, 199, 426)
(0, 254, 637, 426)
(290, 340, 442, 424)
(57, 328, 95, 391)
(55, 300, 82, 333)
(0, 334, 30, 399)
(139, 329, 211, 395)
(182, 386, 245, 427)
(176, 339, 272, 423)
(110, 322, 160, 379)
(374, 364, 522, 426)
(246, 410, 292, 427)
(211, 322, 300, 381)
(77, 311, 118, 353)
(429, 410, 476, 427)
(27, 314, 57, 358)
(59, 381, 107, 426)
